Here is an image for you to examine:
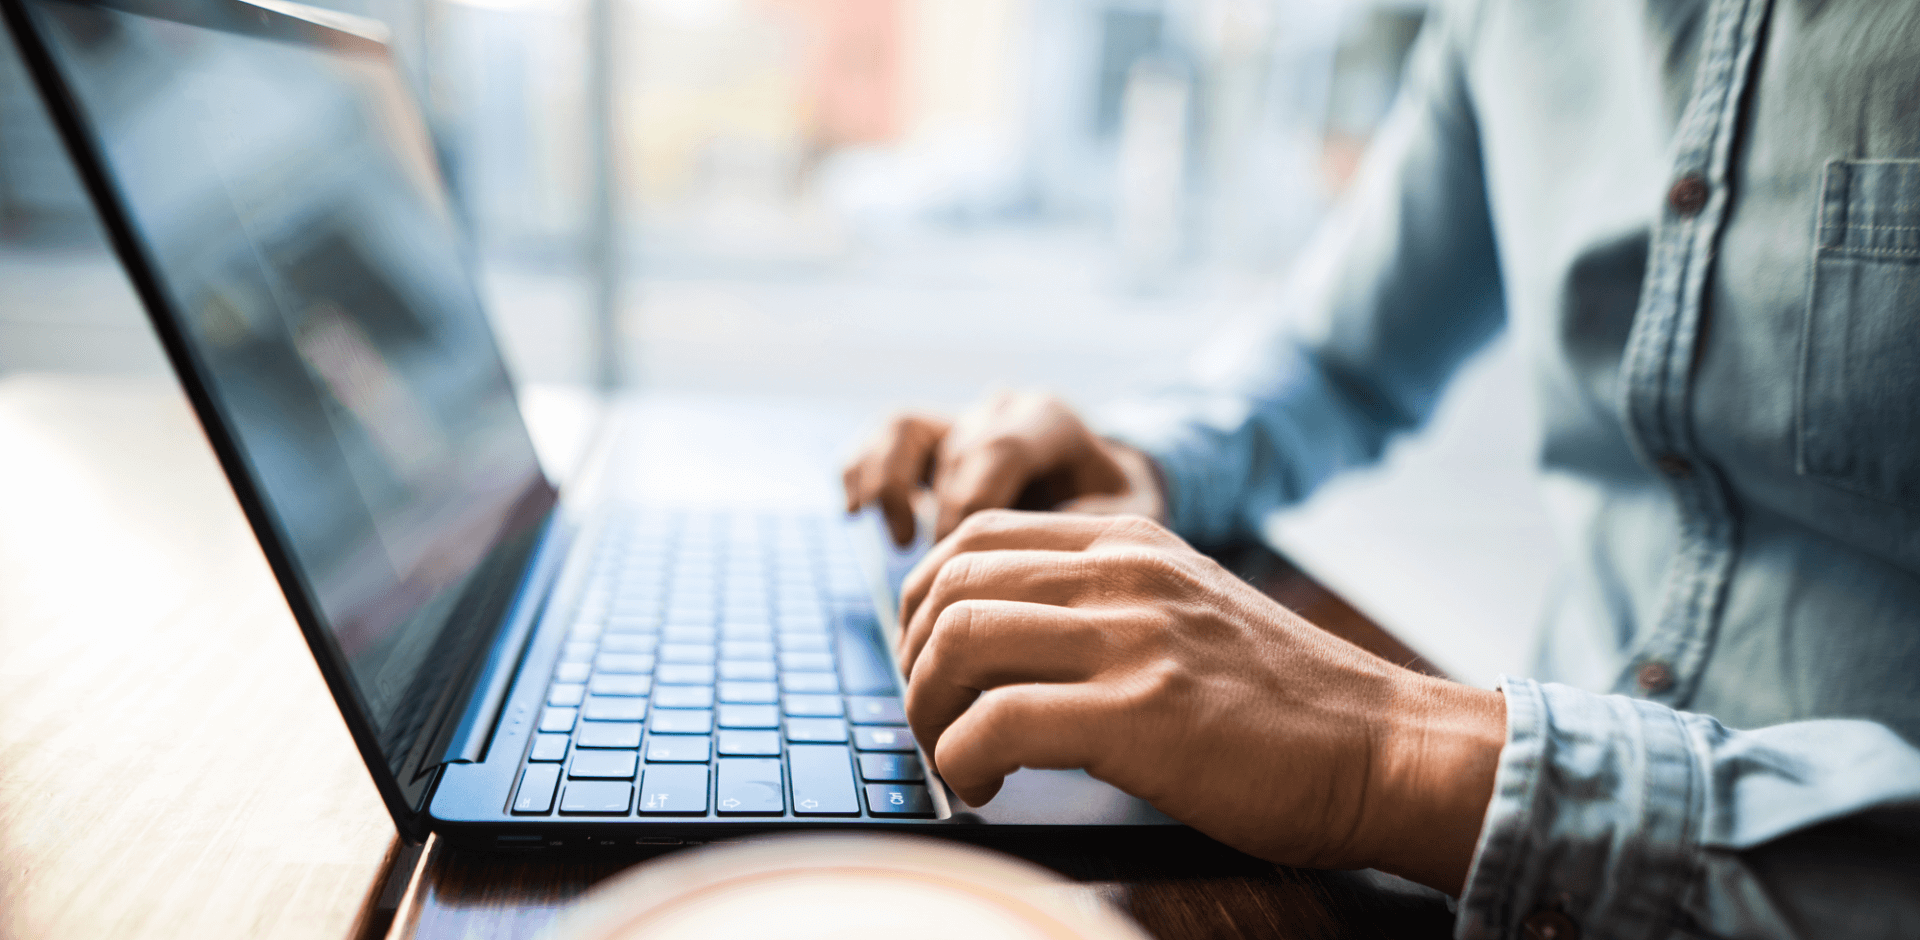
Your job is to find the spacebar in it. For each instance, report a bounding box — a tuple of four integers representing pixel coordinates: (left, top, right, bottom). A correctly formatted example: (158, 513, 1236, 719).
(788, 744, 859, 816)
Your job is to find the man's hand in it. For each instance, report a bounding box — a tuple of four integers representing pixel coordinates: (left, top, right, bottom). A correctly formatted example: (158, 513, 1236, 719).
(841, 391, 1165, 546)
(897, 510, 1506, 895)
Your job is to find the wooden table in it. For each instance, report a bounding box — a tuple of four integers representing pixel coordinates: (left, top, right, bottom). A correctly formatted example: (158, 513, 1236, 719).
(0, 374, 1455, 940)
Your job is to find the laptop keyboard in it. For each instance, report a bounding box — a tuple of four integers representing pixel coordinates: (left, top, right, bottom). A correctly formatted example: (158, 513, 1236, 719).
(509, 509, 936, 820)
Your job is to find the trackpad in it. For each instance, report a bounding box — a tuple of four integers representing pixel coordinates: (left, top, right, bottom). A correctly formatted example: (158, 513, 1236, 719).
(946, 768, 1180, 826)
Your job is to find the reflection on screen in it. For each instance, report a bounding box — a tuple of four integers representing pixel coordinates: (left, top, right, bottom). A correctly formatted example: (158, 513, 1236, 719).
(31, 0, 554, 781)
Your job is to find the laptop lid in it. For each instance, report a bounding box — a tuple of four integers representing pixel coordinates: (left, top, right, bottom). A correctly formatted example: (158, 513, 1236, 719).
(4, 0, 558, 840)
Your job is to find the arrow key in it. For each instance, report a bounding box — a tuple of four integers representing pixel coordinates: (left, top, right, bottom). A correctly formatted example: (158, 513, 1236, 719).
(716, 758, 784, 816)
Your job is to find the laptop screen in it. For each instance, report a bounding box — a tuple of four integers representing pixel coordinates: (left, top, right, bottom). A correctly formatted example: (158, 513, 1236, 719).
(22, 0, 556, 793)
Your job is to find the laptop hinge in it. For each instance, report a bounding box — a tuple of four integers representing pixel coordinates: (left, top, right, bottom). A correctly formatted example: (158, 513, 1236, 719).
(429, 513, 576, 770)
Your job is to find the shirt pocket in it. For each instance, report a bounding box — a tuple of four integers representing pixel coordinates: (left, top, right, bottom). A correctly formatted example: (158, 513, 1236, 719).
(1796, 159, 1920, 507)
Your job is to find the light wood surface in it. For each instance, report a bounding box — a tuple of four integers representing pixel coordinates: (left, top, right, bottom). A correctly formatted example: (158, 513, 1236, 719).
(0, 374, 400, 939)
(0, 374, 1454, 940)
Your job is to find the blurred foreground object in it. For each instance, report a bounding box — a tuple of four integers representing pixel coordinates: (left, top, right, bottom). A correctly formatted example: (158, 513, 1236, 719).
(542, 833, 1150, 940)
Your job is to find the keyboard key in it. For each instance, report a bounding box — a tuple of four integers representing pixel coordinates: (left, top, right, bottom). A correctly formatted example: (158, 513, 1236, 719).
(646, 735, 712, 763)
(858, 753, 924, 782)
(576, 722, 642, 749)
(654, 686, 715, 709)
(779, 614, 828, 634)
(778, 633, 831, 653)
(530, 733, 570, 762)
(854, 726, 916, 752)
(716, 730, 782, 756)
(560, 781, 632, 815)
(661, 643, 717, 664)
(719, 660, 776, 681)
(569, 750, 638, 779)
(717, 758, 784, 815)
(664, 626, 718, 644)
(847, 696, 906, 725)
(538, 707, 578, 734)
(789, 745, 859, 816)
(779, 652, 835, 673)
(595, 653, 655, 674)
(512, 764, 561, 814)
(638, 765, 709, 815)
(865, 783, 934, 817)
(554, 662, 591, 683)
(547, 683, 586, 707)
(606, 615, 660, 634)
(717, 681, 778, 704)
(783, 694, 844, 717)
(780, 672, 839, 694)
(720, 622, 773, 640)
(651, 709, 714, 734)
(664, 608, 716, 628)
(600, 634, 658, 653)
(720, 640, 775, 661)
(589, 674, 652, 697)
(717, 704, 779, 728)
(582, 696, 648, 721)
(560, 641, 597, 662)
(786, 717, 849, 743)
(656, 663, 716, 685)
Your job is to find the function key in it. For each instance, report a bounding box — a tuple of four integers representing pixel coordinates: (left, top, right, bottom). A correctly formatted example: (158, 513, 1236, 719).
(716, 730, 781, 756)
(858, 753, 924, 782)
(846, 696, 905, 725)
(717, 704, 779, 728)
(645, 735, 712, 763)
(788, 745, 859, 817)
(657, 663, 717, 685)
(575, 721, 643, 749)
(853, 726, 915, 752)
(560, 780, 632, 815)
(568, 750, 638, 779)
(538, 707, 578, 734)
(783, 694, 844, 717)
(512, 764, 561, 814)
(651, 710, 714, 735)
(654, 686, 716, 709)
(717, 758, 785, 816)
(864, 784, 934, 817)
(786, 718, 849, 743)
(589, 674, 651, 697)
(638, 765, 709, 815)
(582, 696, 648, 722)
(529, 734, 570, 762)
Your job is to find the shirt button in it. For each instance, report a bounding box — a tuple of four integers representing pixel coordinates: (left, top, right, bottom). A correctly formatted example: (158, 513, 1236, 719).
(1523, 910, 1579, 940)
(1655, 454, 1693, 478)
(1637, 661, 1675, 693)
(1668, 174, 1709, 216)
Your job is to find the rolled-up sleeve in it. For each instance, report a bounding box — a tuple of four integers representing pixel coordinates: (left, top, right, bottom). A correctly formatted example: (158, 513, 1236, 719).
(1460, 678, 1920, 940)
(1100, 0, 1505, 547)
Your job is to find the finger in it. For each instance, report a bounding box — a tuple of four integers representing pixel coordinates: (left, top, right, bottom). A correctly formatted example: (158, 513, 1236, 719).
(1052, 492, 1153, 516)
(848, 414, 948, 546)
(930, 682, 1107, 806)
(930, 443, 1035, 542)
(898, 549, 1097, 677)
(905, 599, 1106, 747)
(898, 511, 1120, 634)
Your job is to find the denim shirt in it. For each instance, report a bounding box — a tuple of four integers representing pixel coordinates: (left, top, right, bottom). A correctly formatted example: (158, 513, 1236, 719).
(1104, 1, 1920, 936)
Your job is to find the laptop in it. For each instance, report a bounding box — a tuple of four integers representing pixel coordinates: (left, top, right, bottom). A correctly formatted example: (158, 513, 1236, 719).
(4, 0, 1210, 853)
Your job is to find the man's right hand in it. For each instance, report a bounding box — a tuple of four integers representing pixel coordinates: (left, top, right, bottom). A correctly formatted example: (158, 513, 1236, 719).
(841, 391, 1167, 546)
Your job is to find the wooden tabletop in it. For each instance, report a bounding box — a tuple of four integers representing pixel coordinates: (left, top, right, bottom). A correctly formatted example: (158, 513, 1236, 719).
(0, 374, 1455, 940)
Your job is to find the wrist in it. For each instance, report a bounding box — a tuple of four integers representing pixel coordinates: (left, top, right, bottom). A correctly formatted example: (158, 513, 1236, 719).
(1362, 674, 1507, 895)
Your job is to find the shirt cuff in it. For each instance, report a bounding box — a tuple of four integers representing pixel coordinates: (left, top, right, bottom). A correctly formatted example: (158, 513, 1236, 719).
(1455, 678, 1704, 940)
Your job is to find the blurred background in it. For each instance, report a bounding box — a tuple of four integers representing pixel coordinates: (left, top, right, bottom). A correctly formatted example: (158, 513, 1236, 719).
(2, 0, 1561, 684)
(1, 0, 1431, 408)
